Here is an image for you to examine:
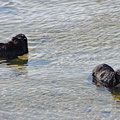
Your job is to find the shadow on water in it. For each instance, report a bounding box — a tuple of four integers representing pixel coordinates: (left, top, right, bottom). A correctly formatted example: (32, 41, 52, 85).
(0, 54, 28, 67)
(110, 87, 120, 102)
(94, 84, 120, 102)
(92, 75, 120, 102)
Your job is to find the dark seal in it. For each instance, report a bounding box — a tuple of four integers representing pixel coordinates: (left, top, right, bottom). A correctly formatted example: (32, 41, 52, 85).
(0, 34, 28, 58)
(92, 64, 120, 87)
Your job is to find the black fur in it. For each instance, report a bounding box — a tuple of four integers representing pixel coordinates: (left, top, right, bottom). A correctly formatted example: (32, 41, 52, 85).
(92, 64, 120, 87)
(0, 34, 28, 58)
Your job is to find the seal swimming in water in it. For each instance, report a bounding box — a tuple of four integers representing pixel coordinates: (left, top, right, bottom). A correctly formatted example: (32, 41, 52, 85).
(92, 64, 120, 87)
(0, 34, 28, 58)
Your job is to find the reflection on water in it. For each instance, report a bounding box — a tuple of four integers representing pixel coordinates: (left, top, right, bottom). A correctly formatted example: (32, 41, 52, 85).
(7, 58, 28, 66)
(110, 87, 120, 101)
(7, 54, 28, 66)
(0, 54, 28, 66)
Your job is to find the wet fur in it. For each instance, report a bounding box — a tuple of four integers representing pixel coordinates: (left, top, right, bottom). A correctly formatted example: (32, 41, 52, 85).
(92, 64, 120, 87)
(0, 34, 28, 58)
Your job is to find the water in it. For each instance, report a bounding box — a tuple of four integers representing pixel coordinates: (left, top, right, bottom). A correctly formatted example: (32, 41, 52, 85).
(0, 0, 120, 119)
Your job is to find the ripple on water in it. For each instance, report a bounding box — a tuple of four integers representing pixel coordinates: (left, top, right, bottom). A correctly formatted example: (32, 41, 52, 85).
(0, 0, 120, 119)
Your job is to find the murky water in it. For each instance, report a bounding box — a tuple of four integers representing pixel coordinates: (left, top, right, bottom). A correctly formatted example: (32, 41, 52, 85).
(0, 0, 120, 119)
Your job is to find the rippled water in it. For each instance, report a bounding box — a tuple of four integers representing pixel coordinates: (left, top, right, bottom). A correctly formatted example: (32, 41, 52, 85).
(0, 0, 120, 119)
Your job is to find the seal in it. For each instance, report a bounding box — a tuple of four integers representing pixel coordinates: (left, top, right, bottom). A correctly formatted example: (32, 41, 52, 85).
(0, 34, 28, 58)
(92, 64, 120, 87)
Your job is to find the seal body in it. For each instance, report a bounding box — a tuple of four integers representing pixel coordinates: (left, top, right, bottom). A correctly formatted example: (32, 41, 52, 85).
(0, 34, 28, 58)
(92, 64, 118, 87)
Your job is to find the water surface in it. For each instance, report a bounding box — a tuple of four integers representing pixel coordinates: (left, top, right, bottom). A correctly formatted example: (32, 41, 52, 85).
(0, 0, 120, 119)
